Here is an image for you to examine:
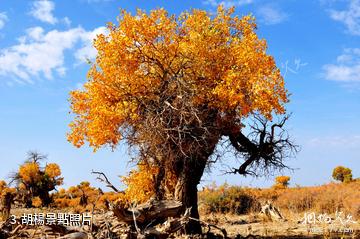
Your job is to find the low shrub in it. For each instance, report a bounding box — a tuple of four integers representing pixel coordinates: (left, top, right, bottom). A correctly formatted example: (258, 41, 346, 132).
(199, 183, 260, 214)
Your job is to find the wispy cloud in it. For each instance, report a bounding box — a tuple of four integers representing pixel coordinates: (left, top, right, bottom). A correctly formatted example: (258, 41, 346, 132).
(202, 0, 253, 9)
(257, 5, 288, 25)
(29, 0, 58, 24)
(62, 17, 71, 27)
(328, 0, 360, 35)
(0, 12, 8, 30)
(0, 26, 107, 84)
(323, 48, 360, 82)
(308, 135, 360, 148)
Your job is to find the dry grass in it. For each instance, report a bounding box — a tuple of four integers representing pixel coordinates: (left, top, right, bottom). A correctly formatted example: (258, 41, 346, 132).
(199, 180, 360, 219)
(275, 181, 360, 218)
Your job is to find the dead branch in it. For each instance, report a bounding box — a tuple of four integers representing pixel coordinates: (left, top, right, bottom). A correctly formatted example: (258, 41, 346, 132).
(91, 171, 120, 193)
(112, 200, 182, 226)
(130, 203, 141, 235)
(225, 114, 299, 177)
(142, 207, 191, 238)
(260, 201, 285, 222)
(140, 207, 228, 238)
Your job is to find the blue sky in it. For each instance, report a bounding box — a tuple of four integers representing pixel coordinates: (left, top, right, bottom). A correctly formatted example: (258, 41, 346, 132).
(0, 0, 359, 190)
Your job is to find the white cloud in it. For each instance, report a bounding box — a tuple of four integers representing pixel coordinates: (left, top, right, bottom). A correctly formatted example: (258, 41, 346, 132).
(62, 17, 71, 27)
(0, 26, 107, 84)
(26, 27, 45, 41)
(203, 0, 253, 8)
(323, 65, 360, 82)
(257, 5, 288, 25)
(29, 0, 58, 24)
(323, 48, 360, 82)
(328, 0, 360, 35)
(0, 12, 8, 29)
(74, 27, 107, 63)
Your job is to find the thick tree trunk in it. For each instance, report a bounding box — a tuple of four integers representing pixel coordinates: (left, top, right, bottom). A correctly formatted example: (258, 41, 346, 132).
(0, 192, 13, 220)
(174, 157, 208, 234)
(174, 175, 201, 234)
(36, 189, 52, 207)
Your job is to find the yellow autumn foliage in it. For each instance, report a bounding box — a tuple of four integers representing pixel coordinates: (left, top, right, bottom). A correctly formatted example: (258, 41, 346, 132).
(121, 164, 158, 203)
(18, 162, 40, 183)
(68, 6, 288, 150)
(52, 165, 170, 211)
(273, 176, 290, 189)
(45, 163, 62, 178)
(31, 196, 42, 208)
(53, 181, 103, 212)
(0, 180, 16, 197)
(0, 180, 6, 191)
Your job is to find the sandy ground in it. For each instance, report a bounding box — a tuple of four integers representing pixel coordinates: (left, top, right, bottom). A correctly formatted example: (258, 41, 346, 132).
(1, 208, 360, 238)
(202, 212, 360, 238)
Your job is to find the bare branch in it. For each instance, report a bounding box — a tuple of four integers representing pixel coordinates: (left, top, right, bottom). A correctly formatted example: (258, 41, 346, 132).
(91, 170, 120, 193)
(225, 114, 299, 176)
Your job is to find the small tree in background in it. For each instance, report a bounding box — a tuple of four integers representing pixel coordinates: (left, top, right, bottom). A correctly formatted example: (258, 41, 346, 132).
(273, 176, 290, 189)
(0, 180, 16, 220)
(332, 166, 352, 183)
(11, 151, 63, 207)
(53, 181, 100, 212)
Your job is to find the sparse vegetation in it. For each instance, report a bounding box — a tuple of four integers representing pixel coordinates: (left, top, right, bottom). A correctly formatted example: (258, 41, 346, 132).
(199, 180, 360, 219)
(332, 166, 353, 183)
(52, 164, 170, 213)
(1, 166, 360, 238)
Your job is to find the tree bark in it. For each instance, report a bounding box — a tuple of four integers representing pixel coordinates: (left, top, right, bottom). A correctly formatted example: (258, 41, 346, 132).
(0, 192, 13, 220)
(174, 157, 208, 234)
(39, 191, 52, 206)
(112, 200, 182, 225)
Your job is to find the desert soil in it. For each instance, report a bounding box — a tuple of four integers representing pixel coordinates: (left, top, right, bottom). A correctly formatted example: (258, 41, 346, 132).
(1, 208, 359, 238)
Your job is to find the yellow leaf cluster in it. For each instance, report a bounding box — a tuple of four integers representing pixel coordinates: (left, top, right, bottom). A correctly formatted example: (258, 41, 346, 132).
(0, 180, 6, 191)
(97, 192, 127, 209)
(19, 162, 41, 183)
(121, 164, 159, 203)
(45, 163, 62, 179)
(68, 6, 288, 149)
(31, 196, 42, 208)
(0, 180, 16, 198)
(273, 176, 290, 189)
(332, 166, 353, 183)
(18, 161, 63, 187)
